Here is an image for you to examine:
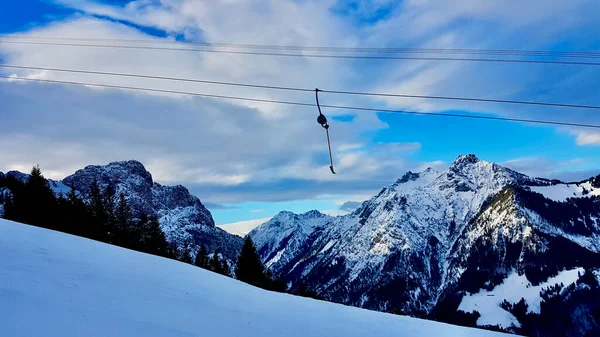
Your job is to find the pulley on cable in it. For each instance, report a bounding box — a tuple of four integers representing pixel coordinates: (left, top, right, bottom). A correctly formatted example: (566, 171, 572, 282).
(315, 88, 336, 174)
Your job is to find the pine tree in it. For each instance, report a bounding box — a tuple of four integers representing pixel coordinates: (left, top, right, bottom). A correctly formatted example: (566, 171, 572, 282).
(2, 175, 27, 222)
(194, 245, 209, 268)
(115, 194, 131, 227)
(88, 180, 108, 241)
(142, 217, 170, 257)
(235, 237, 268, 288)
(210, 250, 223, 274)
(102, 186, 117, 243)
(60, 184, 88, 236)
(24, 165, 58, 228)
(114, 193, 132, 246)
(180, 246, 193, 264)
(2, 193, 15, 219)
(221, 259, 230, 276)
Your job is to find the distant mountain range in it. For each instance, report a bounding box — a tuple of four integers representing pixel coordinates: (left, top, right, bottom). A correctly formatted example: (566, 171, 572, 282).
(3, 155, 600, 336)
(248, 154, 600, 336)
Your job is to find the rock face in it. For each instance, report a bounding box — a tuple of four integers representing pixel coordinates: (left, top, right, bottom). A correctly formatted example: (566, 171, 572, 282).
(61, 160, 242, 259)
(249, 154, 600, 334)
(251, 210, 333, 274)
(3, 160, 242, 260)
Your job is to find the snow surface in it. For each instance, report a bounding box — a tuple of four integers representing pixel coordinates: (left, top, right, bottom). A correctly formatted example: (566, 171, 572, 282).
(529, 182, 600, 202)
(49, 180, 71, 196)
(0, 219, 508, 337)
(458, 268, 584, 329)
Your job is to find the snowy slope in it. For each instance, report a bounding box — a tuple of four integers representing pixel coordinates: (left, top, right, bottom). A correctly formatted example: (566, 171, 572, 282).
(0, 219, 508, 337)
(529, 182, 600, 202)
(458, 268, 585, 328)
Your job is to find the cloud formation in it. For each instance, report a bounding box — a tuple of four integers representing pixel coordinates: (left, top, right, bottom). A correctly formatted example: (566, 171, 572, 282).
(339, 201, 362, 211)
(1, 0, 600, 207)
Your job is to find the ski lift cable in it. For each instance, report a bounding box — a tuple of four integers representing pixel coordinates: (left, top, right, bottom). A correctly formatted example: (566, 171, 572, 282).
(3, 40, 600, 66)
(3, 35, 600, 58)
(1, 64, 599, 111)
(2, 75, 600, 130)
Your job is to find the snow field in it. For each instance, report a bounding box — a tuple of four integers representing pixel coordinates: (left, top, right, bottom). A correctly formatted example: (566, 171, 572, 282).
(458, 268, 584, 329)
(0, 219, 508, 337)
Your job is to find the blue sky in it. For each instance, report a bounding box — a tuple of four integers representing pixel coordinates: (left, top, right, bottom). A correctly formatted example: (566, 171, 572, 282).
(1, 0, 600, 228)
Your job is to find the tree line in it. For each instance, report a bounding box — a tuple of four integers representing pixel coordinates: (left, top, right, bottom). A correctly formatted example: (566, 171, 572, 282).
(1, 165, 320, 299)
(1, 165, 172, 257)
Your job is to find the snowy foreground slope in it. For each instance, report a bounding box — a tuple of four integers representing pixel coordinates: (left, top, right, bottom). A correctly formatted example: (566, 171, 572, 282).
(0, 219, 508, 337)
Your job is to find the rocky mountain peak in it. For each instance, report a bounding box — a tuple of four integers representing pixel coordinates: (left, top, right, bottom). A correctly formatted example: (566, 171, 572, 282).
(5, 171, 29, 183)
(301, 209, 327, 218)
(396, 171, 420, 184)
(452, 154, 480, 167)
(63, 160, 153, 194)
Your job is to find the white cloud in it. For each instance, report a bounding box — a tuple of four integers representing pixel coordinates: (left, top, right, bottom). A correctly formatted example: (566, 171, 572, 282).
(413, 161, 448, 173)
(321, 209, 350, 217)
(574, 131, 600, 146)
(217, 217, 272, 237)
(2, 0, 600, 205)
(501, 157, 597, 181)
(338, 201, 362, 212)
(374, 142, 421, 152)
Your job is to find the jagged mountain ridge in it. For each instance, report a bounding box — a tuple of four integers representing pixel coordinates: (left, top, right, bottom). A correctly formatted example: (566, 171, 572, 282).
(249, 154, 600, 334)
(252, 210, 333, 273)
(2, 160, 242, 260)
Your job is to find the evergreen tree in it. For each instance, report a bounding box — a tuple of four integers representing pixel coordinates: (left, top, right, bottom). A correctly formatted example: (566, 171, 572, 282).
(194, 245, 209, 268)
(235, 237, 268, 288)
(210, 250, 223, 274)
(1, 166, 175, 262)
(115, 194, 131, 228)
(265, 269, 287, 292)
(180, 246, 193, 264)
(24, 165, 58, 228)
(114, 193, 132, 246)
(295, 283, 322, 300)
(139, 217, 170, 257)
(2, 192, 15, 219)
(59, 184, 88, 236)
(221, 259, 230, 276)
(102, 186, 117, 243)
(88, 180, 108, 241)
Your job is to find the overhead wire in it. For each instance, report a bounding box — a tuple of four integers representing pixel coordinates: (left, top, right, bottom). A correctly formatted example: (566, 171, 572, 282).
(2, 75, 600, 129)
(1, 64, 599, 110)
(2, 40, 600, 66)
(2, 35, 600, 59)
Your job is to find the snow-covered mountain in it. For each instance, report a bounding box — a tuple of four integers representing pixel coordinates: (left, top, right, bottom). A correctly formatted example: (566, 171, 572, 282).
(249, 154, 600, 335)
(251, 210, 333, 273)
(2, 160, 243, 260)
(0, 218, 509, 337)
